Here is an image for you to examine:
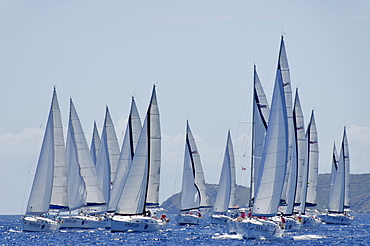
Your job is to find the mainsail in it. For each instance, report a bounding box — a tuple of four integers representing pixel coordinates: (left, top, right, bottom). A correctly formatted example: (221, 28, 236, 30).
(90, 121, 100, 166)
(104, 107, 120, 185)
(250, 65, 269, 206)
(304, 110, 319, 208)
(293, 89, 305, 206)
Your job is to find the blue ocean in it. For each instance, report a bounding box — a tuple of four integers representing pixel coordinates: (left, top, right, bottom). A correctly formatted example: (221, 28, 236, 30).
(1, 213, 368, 245)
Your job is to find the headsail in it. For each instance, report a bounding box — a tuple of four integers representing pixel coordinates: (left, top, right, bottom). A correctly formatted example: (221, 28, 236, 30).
(68, 99, 106, 207)
(108, 97, 141, 212)
(328, 143, 343, 212)
(213, 131, 236, 213)
(252, 67, 288, 217)
(95, 108, 113, 208)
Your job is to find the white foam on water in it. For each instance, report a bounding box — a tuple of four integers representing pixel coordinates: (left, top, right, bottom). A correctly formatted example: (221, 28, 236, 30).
(9, 229, 21, 233)
(212, 233, 243, 240)
(293, 234, 326, 240)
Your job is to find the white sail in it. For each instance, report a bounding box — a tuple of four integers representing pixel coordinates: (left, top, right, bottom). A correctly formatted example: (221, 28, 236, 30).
(66, 112, 87, 211)
(104, 107, 121, 184)
(305, 111, 319, 207)
(49, 89, 69, 211)
(328, 143, 343, 212)
(252, 68, 288, 217)
(251, 65, 269, 205)
(281, 128, 297, 215)
(329, 144, 338, 202)
(343, 127, 350, 208)
(293, 89, 305, 206)
(180, 121, 211, 211)
(115, 114, 148, 215)
(95, 114, 112, 208)
(90, 121, 100, 166)
(69, 99, 106, 206)
(146, 87, 161, 207)
(115, 86, 161, 215)
(213, 131, 236, 213)
(109, 97, 141, 212)
(279, 36, 295, 211)
(327, 127, 350, 213)
(26, 88, 68, 214)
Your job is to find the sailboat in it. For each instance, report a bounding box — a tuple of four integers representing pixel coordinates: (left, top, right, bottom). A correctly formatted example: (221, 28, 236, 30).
(108, 97, 142, 214)
(22, 88, 65, 232)
(60, 99, 107, 229)
(295, 110, 321, 225)
(234, 51, 288, 239)
(318, 127, 354, 224)
(111, 85, 168, 232)
(210, 131, 236, 225)
(291, 90, 319, 226)
(176, 121, 211, 225)
(276, 38, 301, 230)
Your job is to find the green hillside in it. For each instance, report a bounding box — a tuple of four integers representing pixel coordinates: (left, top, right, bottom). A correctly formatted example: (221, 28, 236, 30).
(161, 173, 370, 213)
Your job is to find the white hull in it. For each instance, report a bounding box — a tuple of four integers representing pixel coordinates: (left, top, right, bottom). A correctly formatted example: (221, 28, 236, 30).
(298, 214, 321, 226)
(111, 215, 167, 232)
(22, 216, 62, 232)
(272, 216, 301, 230)
(210, 214, 236, 233)
(318, 213, 354, 225)
(60, 215, 102, 229)
(176, 213, 201, 225)
(210, 214, 233, 224)
(233, 218, 284, 239)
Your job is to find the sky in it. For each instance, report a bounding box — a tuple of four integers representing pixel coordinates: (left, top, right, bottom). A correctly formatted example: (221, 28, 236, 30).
(0, 0, 370, 214)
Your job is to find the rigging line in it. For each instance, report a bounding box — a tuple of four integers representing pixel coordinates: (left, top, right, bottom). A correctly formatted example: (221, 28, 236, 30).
(22, 123, 44, 212)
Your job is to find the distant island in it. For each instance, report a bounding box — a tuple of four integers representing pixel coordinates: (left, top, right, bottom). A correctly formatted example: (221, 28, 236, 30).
(161, 173, 370, 213)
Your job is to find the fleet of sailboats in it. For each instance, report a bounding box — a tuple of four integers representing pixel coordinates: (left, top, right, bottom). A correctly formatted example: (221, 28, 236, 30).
(23, 36, 354, 237)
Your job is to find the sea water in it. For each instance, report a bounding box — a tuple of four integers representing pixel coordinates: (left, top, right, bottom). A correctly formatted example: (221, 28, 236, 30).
(1, 213, 368, 245)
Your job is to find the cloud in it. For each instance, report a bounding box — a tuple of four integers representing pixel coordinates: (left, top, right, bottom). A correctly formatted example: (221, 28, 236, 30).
(348, 125, 370, 147)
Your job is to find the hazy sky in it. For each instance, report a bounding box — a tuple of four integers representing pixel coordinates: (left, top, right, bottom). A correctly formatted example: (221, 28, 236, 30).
(1, 1, 369, 214)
